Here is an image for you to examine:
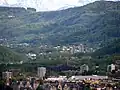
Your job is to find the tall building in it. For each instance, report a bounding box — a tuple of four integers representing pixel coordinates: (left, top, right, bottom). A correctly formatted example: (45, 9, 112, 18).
(37, 67, 46, 79)
(80, 64, 89, 74)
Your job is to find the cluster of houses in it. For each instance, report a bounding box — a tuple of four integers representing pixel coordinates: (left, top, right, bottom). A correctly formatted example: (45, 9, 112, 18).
(1, 61, 120, 81)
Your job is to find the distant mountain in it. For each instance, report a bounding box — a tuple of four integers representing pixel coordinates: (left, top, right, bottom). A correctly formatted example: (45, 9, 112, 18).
(0, 0, 90, 11)
(0, 1, 120, 47)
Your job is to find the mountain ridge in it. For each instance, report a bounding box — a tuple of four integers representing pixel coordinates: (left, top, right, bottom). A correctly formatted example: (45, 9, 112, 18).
(0, 1, 120, 47)
(0, 0, 94, 11)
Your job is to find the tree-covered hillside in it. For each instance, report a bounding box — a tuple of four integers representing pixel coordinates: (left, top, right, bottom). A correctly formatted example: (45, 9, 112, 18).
(0, 46, 27, 63)
(93, 39, 120, 56)
(0, 1, 120, 47)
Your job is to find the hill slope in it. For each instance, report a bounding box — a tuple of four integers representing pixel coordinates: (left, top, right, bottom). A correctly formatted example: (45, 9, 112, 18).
(0, 1, 120, 47)
(0, 46, 27, 63)
(93, 39, 120, 56)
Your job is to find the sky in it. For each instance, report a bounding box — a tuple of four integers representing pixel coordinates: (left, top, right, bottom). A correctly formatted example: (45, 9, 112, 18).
(0, 0, 117, 11)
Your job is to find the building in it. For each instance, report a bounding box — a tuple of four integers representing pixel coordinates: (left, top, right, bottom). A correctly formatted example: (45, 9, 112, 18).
(69, 76, 108, 81)
(2, 71, 12, 80)
(26, 53, 37, 60)
(27, 8, 36, 13)
(80, 64, 89, 74)
(37, 67, 46, 79)
(0, 72, 2, 80)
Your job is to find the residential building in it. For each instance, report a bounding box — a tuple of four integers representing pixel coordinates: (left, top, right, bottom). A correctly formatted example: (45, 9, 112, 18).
(37, 67, 46, 79)
(2, 71, 12, 80)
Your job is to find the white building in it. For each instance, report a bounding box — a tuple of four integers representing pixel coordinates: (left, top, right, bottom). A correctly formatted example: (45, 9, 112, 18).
(80, 64, 89, 73)
(26, 53, 37, 60)
(111, 64, 116, 72)
(69, 76, 108, 81)
(107, 64, 116, 72)
(37, 67, 46, 79)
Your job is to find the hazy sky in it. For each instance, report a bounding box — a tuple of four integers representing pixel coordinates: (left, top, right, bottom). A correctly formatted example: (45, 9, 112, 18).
(0, 0, 117, 11)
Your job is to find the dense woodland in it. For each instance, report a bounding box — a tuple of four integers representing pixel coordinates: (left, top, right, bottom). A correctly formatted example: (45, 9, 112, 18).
(0, 1, 120, 46)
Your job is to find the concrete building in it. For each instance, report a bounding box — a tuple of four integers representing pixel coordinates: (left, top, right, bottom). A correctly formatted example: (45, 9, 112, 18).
(26, 53, 37, 60)
(37, 67, 46, 79)
(107, 64, 116, 72)
(69, 76, 108, 81)
(80, 64, 89, 74)
(2, 71, 12, 79)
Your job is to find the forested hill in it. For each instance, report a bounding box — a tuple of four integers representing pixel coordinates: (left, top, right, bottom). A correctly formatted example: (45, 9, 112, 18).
(0, 1, 120, 47)
(0, 46, 27, 64)
(93, 39, 120, 56)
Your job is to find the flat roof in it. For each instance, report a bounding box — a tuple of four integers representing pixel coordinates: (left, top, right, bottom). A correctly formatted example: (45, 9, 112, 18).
(69, 76, 108, 80)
